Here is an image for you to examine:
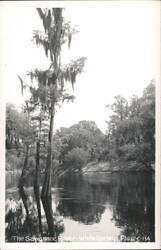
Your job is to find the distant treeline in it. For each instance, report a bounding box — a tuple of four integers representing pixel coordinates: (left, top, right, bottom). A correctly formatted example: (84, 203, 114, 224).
(6, 81, 155, 172)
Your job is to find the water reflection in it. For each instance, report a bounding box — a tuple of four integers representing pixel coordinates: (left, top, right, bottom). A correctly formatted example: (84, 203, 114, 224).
(6, 171, 155, 242)
(58, 174, 106, 225)
(111, 173, 155, 242)
(57, 172, 155, 242)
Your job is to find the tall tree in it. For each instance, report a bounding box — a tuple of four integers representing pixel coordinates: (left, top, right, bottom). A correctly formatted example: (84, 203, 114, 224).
(23, 8, 86, 237)
(29, 8, 86, 199)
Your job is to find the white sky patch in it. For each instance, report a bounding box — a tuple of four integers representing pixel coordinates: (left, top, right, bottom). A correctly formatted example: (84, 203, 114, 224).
(0, 1, 160, 132)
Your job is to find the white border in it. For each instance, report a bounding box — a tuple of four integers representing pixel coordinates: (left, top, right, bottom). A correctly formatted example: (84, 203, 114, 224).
(0, 1, 160, 249)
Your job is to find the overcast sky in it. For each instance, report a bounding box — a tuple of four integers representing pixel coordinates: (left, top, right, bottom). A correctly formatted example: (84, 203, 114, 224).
(0, 1, 160, 132)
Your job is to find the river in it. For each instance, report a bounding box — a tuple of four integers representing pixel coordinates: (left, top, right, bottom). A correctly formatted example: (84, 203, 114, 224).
(6, 171, 155, 242)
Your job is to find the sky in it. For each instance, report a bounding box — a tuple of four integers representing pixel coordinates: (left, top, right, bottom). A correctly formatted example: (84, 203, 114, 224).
(0, 1, 160, 132)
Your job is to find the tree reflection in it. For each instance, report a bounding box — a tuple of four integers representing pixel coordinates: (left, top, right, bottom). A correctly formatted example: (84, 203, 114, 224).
(6, 172, 155, 242)
(57, 172, 154, 242)
(58, 174, 107, 224)
(111, 173, 155, 242)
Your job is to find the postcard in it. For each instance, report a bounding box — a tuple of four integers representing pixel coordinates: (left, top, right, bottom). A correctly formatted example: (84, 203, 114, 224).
(0, 1, 160, 249)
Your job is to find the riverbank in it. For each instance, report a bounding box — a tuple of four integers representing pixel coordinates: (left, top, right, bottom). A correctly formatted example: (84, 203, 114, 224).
(82, 160, 154, 173)
(5, 159, 154, 176)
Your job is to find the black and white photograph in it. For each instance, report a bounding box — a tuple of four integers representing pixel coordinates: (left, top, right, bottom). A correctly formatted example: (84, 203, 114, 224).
(0, 1, 160, 249)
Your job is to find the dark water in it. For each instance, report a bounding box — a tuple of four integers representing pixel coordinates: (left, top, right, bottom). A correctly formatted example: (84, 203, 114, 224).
(6, 171, 155, 242)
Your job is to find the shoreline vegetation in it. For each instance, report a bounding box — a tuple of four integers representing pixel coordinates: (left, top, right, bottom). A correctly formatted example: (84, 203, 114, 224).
(6, 82, 155, 176)
(6, 81, 155, 176)
(82, 161, 155, 173)
(6, 159, 154, 175)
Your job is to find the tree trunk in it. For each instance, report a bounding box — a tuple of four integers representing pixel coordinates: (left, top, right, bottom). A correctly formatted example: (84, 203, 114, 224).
(41, 104, 55, 197)
(34, 141, 43, 236)
(41, 195, 56, 239)
(40, 8, 63, 237)
(41, 104, 55, 236)
(18, 144, 29, 217)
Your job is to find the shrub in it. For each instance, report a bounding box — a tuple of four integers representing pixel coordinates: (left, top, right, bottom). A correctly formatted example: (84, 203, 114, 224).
(119, 143, 137, 161)
(136, 142, 153, 166)
(6, 152, 23, 171)
(64, 147, 90, 170)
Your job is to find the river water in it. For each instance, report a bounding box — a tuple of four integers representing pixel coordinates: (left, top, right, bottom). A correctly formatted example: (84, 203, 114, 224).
(6, 171, 155, 242)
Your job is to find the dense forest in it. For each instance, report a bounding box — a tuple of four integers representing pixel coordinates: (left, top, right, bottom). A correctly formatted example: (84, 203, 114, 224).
(6, 80, 155, 174)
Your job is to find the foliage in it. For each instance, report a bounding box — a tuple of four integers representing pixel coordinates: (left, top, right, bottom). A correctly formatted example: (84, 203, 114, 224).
(53, 120, 105, 169)
(27, 8, 86, 116)
(105, 81, 155, 168)
(64, 147, 90, 170)
(6, 81, 155, 172)
(6, 103, 33, 149)
(6, 103, 37, 171)
(6, 151, 22, 171)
